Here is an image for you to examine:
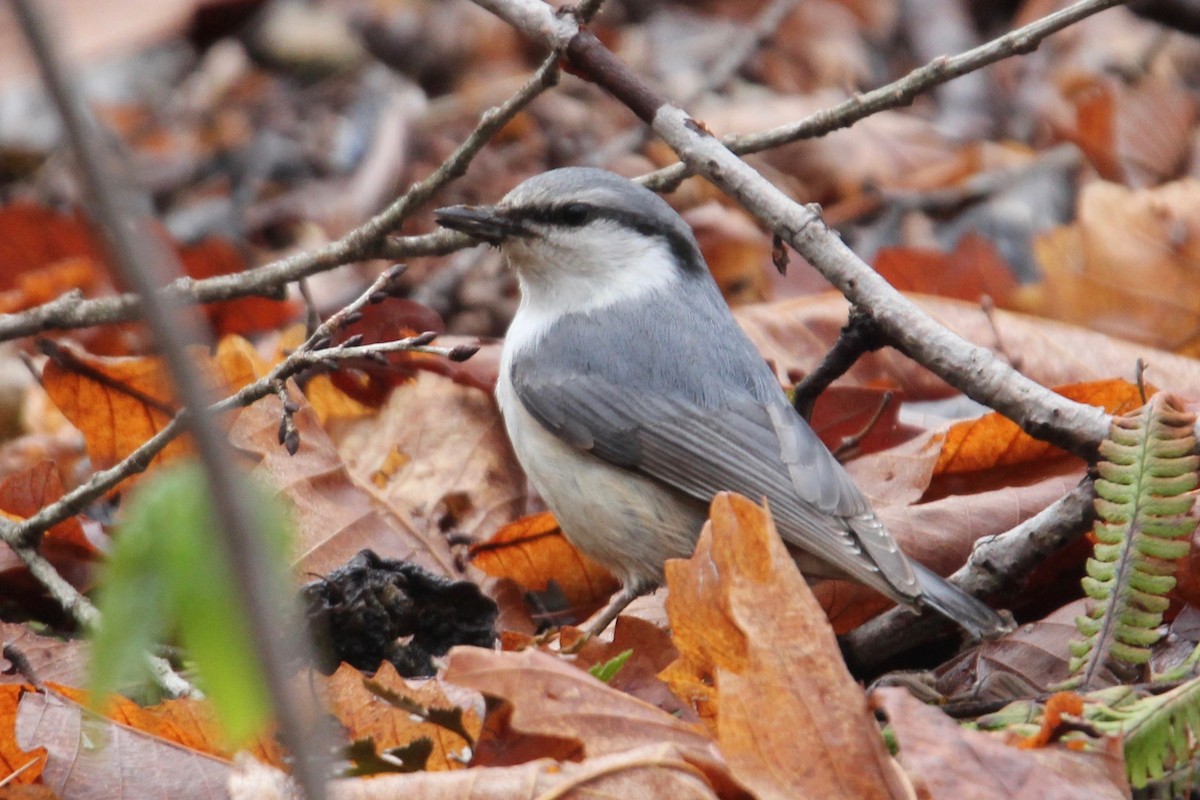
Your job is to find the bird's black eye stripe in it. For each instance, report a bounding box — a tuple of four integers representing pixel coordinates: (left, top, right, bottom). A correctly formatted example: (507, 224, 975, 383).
(521, 202, 594, 227)
(558, 202, 590, 225)
(512, 202, 707, 274)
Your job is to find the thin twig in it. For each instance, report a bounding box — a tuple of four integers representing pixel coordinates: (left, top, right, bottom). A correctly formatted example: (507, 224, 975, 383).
(0, 0, 1116, 344)
(638, 0, 1124, 192)
(792, 306, 886, 421)
(472, 0, 1115, 460)
(0, 231, 460, 342)
(11, 3, 328, 795)
(586, 0, 799, 167)
(4, 330, 461, 551)
(0, 53, 561, 343)
(841, 479, 1096, 673)
(832, 391, 894, 461)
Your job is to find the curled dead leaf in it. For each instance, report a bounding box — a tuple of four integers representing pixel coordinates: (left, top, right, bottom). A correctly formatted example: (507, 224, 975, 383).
(662, 493, 909, 800)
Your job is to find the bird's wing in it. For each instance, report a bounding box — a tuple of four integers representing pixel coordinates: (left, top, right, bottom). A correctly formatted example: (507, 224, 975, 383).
(512, 367, 920, 600)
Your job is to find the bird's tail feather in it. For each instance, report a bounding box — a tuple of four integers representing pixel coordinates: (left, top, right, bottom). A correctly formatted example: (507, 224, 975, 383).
(912, 561, 1010, 638)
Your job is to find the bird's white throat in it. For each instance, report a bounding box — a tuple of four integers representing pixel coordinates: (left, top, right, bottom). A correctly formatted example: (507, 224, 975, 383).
(502, 224, 680, 356)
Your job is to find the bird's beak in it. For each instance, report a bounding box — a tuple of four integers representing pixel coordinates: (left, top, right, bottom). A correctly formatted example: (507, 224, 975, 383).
(434, 204, 532, 244)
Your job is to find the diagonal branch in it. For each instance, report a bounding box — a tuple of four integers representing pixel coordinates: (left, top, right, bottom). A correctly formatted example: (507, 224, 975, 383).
(0, 53, 561, 343)
(470, 0, 1114, 459)
(11, 1, 331, 795)
(841, 479, 1098, 673)
(639, 0, 1125, 191)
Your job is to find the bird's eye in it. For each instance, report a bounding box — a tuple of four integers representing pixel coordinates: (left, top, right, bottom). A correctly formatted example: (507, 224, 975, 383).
(558, 203, 590, 226)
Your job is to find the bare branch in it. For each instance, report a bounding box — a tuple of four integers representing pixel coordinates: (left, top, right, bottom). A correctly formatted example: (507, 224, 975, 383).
(0, 51, 561, 343)
(8, 335, 459, 553)
(639, 0, 1124, 192)
(12, 2, 329, 794)
(471, 0, 1114, 459)
(0, 520, 196, 700)
(841, 479, 1097, 672)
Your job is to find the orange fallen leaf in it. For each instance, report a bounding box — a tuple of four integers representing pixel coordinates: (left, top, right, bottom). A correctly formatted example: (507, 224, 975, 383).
(934, 379, 1148, 476)
(1017, 179, 1200, 354)
(0, 201, 296, 339)
(41, 336, 262, 478)
(469, 511, 618, 615)
(180, 238, 300, 337)
(0, 257, 103, 316)
(1062, 74, 1197, 188)
(0, 462, 103, 591)
(662, 493, 908, 800)
(51, 684, 284, 766)
(0, 203, 105, 290)
(874, 232, 1018, 305)
(0, 684, 46, 785)
(326, 662, 480, 772)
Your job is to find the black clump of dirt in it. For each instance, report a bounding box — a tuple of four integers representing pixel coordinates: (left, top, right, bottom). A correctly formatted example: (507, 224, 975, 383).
(302, 549, 496, 677)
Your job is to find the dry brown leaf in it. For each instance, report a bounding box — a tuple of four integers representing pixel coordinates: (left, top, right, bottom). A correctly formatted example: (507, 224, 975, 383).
(442, 646, 735, 793)
(326, 662, 479, 772)
(229, 744, 720, 800)
(567, 616, 685, 717)
(872, 687, 1130, 799)
(0, 622, 89, 689)
(1018, 179, 1200, 355)
(469, 698, 581, 768)
(332, 372, 525, 556)
(1061, 74, 1197, 188)
(469, 511, 618, 613)
(935, 600, 1120, 703)
(874, 233, 1018, 306)
(844, 428, 944, 508)
(662, 493, 908, 800)
(0, 461, 102, 591)
(41, 337, 262, 478)
(15, 686, 232, 797)
(810, 385, 923, 459)
(684, 202, 772, 305)
(51, 684, 284, 767)
(736, 292, 1200, 399)
(229, 390, 456, 578)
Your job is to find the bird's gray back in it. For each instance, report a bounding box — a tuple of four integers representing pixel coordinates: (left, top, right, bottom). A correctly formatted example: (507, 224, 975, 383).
(514, 275, 779, 409)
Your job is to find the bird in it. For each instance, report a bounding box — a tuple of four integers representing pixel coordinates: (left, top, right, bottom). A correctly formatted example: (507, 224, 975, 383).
(435, 167, 1007, 639)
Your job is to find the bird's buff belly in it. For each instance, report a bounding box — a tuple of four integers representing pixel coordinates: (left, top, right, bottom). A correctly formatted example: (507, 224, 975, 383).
(500, 393, 707, 589)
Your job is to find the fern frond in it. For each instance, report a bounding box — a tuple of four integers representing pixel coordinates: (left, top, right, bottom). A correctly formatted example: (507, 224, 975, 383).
(1090, 676, 1200, 790)
(1068, 394, 1198, 689)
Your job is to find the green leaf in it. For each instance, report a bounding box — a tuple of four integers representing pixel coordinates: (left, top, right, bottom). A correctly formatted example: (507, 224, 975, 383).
(90, 460, 294, 743)
(588, 649, 633, 683)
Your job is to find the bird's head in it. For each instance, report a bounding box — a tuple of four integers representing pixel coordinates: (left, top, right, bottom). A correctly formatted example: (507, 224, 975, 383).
(436, 167, 707, 312)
